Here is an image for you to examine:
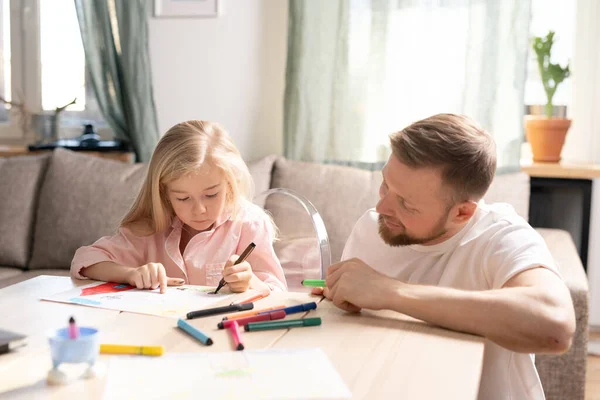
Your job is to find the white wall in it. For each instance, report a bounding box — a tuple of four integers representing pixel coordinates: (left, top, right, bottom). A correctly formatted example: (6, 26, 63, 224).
(148, 0, 288, 162)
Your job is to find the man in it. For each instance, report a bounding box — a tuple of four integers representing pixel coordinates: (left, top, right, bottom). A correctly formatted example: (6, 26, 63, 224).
(315, 114, 575, 399)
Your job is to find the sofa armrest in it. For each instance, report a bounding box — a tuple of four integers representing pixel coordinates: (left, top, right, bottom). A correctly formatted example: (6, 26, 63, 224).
(535, 228, 589, 400)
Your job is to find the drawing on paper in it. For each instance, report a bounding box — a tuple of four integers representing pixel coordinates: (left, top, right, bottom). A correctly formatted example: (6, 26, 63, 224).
(43, 282, 238, 318)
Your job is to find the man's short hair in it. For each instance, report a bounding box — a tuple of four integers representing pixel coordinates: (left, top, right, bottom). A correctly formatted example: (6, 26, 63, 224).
(390, 113, 497, 203)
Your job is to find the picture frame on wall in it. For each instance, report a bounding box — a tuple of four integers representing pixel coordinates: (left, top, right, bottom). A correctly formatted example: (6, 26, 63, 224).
(154, 0, 220, 18)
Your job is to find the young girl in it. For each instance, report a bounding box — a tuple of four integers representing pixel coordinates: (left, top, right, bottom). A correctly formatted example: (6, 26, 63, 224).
(71, 120, 287, 293)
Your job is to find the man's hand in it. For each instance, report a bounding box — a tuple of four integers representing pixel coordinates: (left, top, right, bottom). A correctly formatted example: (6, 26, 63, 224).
(223, 255, 253, 292)
(320, 258, 401, 312)
(126, 262, 184, 293)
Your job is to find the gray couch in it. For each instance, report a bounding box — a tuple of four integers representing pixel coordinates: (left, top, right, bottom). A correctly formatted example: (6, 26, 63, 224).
(0, 149, 589, 399)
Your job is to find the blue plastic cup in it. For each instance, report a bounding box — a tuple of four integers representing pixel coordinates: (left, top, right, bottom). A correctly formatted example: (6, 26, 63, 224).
(48, 327, 100, 369)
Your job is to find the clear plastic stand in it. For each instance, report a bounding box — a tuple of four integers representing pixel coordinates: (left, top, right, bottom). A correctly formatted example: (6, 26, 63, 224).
(254, 188, 331, 292)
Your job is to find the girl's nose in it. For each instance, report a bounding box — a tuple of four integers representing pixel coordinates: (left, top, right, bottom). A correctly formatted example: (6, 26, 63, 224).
(193, 200, 207, 214)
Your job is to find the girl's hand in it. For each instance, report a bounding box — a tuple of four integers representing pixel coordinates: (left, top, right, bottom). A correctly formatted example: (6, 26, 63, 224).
(222, 255, 253, 293)
(126, 262, 184, 293)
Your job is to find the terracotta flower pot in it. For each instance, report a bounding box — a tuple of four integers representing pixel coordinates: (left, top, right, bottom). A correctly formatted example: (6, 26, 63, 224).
(524, 116, 571, 162)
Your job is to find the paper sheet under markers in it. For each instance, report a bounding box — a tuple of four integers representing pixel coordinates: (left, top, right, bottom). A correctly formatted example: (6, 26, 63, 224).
(42, 282, 237, 318)
(103, 348, 352, 400)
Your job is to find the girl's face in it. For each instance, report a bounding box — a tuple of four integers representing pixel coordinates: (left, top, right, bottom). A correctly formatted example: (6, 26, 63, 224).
(166, 165, 228, 233)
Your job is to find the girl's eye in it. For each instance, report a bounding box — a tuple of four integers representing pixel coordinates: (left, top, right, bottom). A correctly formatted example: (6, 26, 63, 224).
(176, 197, 190, 202)
(206, 192, 219, 199)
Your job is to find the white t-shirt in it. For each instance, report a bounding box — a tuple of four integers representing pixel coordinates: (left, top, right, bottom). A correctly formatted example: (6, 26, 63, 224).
(342, 202, 558, 400)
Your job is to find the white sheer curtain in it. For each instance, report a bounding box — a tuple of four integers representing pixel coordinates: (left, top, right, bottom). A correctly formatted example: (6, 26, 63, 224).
(285, 0, 532, 172)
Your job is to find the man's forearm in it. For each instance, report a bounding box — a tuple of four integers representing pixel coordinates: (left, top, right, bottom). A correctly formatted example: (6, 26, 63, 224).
(387, 282, 574, 354)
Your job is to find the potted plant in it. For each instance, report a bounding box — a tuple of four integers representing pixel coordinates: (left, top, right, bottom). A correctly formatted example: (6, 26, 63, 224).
(525, 31, 571, 162)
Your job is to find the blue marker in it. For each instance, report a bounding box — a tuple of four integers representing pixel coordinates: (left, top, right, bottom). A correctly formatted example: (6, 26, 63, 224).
(259, 302, 317, 316)
(177, 318, 213, 346)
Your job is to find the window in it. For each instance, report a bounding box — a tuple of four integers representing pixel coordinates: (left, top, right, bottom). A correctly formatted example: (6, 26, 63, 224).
(0, 0, 105, 140)
(524, 0, 576, 109)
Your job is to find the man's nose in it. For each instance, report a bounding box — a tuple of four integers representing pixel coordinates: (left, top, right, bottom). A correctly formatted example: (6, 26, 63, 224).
(375, 194, 392, 216)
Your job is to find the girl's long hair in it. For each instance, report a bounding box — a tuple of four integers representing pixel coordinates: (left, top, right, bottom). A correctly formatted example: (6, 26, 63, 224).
(120, 120, 268, 235)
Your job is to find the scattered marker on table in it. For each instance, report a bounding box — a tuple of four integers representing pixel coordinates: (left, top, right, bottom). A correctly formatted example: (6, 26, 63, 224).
(301, 279, 326, 288)
(228, 320, 245, 351)
(218, 310, 287, 329)
(100, 344, 164, 356)
(222, 304, 286, 321)
(258, 302, 317, 316)
(186, 303, 254, 320)
(177, 318, 213, 346)
(245, 317, 322, 332)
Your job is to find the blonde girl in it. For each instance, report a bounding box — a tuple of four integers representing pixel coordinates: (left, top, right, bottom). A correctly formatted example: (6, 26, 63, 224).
(71, 120, 287, 293)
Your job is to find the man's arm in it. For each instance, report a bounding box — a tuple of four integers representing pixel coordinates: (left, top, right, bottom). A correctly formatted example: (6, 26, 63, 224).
(323, 259, 576, 354)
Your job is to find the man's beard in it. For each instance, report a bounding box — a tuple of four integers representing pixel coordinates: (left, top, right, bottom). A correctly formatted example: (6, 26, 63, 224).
(378, 214, 448, 247)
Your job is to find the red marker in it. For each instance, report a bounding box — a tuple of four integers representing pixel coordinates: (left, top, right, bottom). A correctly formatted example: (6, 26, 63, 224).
(218, 310, 286, 330)
(68, 316, 79, 339)
(229, 320, 244, 351)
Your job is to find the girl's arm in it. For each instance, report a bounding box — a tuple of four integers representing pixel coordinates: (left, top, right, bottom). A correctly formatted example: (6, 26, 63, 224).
(71, 227, 147, 280)
(79, 261, 135, 284)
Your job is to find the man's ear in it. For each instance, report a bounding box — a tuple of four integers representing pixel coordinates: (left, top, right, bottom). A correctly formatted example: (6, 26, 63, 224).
(450, 200, 478, 224)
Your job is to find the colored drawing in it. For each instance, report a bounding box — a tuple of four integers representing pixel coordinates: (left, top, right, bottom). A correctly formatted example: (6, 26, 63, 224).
(80, 282, 135, 296)
(42, 282, 239, 319)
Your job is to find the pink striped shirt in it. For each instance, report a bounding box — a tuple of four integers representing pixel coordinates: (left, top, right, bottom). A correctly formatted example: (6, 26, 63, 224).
(71, 201, 287, 291)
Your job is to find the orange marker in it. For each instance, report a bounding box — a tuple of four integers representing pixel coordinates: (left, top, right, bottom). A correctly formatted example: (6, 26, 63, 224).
(231, 292, 269, 305)
(222, 305, 286, 321)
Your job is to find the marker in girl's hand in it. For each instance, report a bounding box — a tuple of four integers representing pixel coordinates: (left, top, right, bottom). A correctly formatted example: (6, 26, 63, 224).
(68, 316, 79, 339)
(213, 242, 256, 294)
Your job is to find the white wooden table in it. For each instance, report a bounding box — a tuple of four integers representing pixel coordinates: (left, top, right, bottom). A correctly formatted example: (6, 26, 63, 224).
(0, 276, 485, 399)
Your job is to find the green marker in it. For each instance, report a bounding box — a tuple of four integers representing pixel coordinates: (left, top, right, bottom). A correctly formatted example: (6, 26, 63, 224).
(301, 279, 326, 287)
(244, 317, 322, 332)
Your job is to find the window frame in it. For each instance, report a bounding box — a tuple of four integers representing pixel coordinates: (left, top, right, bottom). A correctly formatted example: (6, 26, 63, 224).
(0, 0, 105, 141)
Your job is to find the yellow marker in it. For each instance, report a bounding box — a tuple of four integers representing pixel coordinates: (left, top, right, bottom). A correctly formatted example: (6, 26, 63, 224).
(100, 344, 164, 356)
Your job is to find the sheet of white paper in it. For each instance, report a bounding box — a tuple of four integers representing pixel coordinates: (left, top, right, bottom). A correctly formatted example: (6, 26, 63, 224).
(42, 282, 237, 318)
(103, 348, 352, 400)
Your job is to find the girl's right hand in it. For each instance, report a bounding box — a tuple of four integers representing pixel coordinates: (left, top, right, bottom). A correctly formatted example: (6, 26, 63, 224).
(126, 262, 185, 293)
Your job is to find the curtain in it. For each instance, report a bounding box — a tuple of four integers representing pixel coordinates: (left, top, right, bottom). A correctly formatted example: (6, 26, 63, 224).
(284, 0, 532, 173)
(74, 0, 159, 162)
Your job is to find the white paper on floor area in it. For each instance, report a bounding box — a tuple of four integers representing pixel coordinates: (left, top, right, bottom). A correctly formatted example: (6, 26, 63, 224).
(42, 281, 238, 318)
(103, 348, 352, 400)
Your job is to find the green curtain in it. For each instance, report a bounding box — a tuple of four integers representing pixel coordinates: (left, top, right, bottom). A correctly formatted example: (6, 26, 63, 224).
(74, 0, 159, 162)
(284, 0, 532, 173)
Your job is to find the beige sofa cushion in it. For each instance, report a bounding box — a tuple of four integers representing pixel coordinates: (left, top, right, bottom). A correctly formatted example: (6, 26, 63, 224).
(0, 266, 24, 281)
(29, 149, 147, 269)
(0, 154, 49, 268)
(248, 155, 277, 207)
(270, 158, 381, 262)
(484, 172, 530, 220)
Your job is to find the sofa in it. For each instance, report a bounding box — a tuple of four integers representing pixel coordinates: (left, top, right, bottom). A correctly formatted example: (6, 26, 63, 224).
(0, 148, 589, 399)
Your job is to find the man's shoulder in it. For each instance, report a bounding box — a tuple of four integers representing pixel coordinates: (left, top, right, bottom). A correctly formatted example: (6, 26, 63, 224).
(461, 202, 539, 247)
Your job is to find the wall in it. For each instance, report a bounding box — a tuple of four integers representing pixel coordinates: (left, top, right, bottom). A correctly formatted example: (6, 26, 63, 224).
(148, 0, 288, 162)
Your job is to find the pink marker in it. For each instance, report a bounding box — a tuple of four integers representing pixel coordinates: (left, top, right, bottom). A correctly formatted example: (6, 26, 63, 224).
(228, 320, 244, 351)
(68, 316, 79, 339)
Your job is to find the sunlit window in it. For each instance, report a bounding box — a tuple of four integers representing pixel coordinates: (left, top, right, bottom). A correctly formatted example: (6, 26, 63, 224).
(40, 0, 86, 111)
(524, 0, 576, 107)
